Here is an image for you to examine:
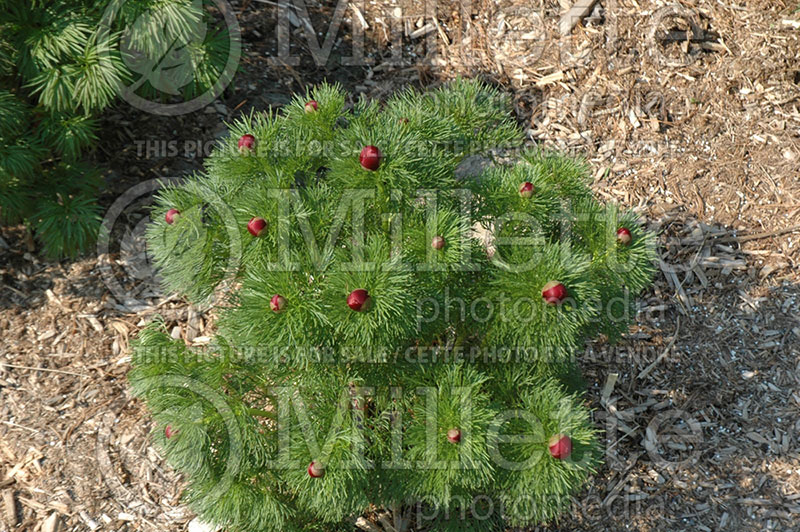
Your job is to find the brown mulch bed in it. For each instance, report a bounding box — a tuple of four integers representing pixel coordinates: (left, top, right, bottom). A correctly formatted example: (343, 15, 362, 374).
(2, 0, 800, 530)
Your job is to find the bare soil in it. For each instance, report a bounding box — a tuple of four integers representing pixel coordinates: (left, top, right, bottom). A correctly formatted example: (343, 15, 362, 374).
(2, 0, 800, 531)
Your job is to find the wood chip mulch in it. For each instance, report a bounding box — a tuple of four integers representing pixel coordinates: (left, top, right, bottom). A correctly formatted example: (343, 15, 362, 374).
(2, 0, 800, 530)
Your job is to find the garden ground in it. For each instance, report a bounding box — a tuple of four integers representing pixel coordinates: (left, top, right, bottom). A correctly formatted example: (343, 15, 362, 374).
(1, 0, 799, 530)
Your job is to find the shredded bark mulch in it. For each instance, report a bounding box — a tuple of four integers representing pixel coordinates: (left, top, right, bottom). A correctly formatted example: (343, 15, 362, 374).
(2, 0, 799, 530)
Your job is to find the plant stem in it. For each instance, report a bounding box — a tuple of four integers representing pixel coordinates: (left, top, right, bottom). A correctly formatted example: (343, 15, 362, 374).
(391, 503, 407, 532)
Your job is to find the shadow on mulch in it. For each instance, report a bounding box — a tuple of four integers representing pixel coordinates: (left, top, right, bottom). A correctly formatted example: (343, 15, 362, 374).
(2, 0, 800, 530)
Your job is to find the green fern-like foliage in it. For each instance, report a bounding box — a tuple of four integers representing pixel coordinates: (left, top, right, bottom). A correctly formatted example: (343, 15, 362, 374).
(0, 0, 231, 257)
(131, 80, 657, 530)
